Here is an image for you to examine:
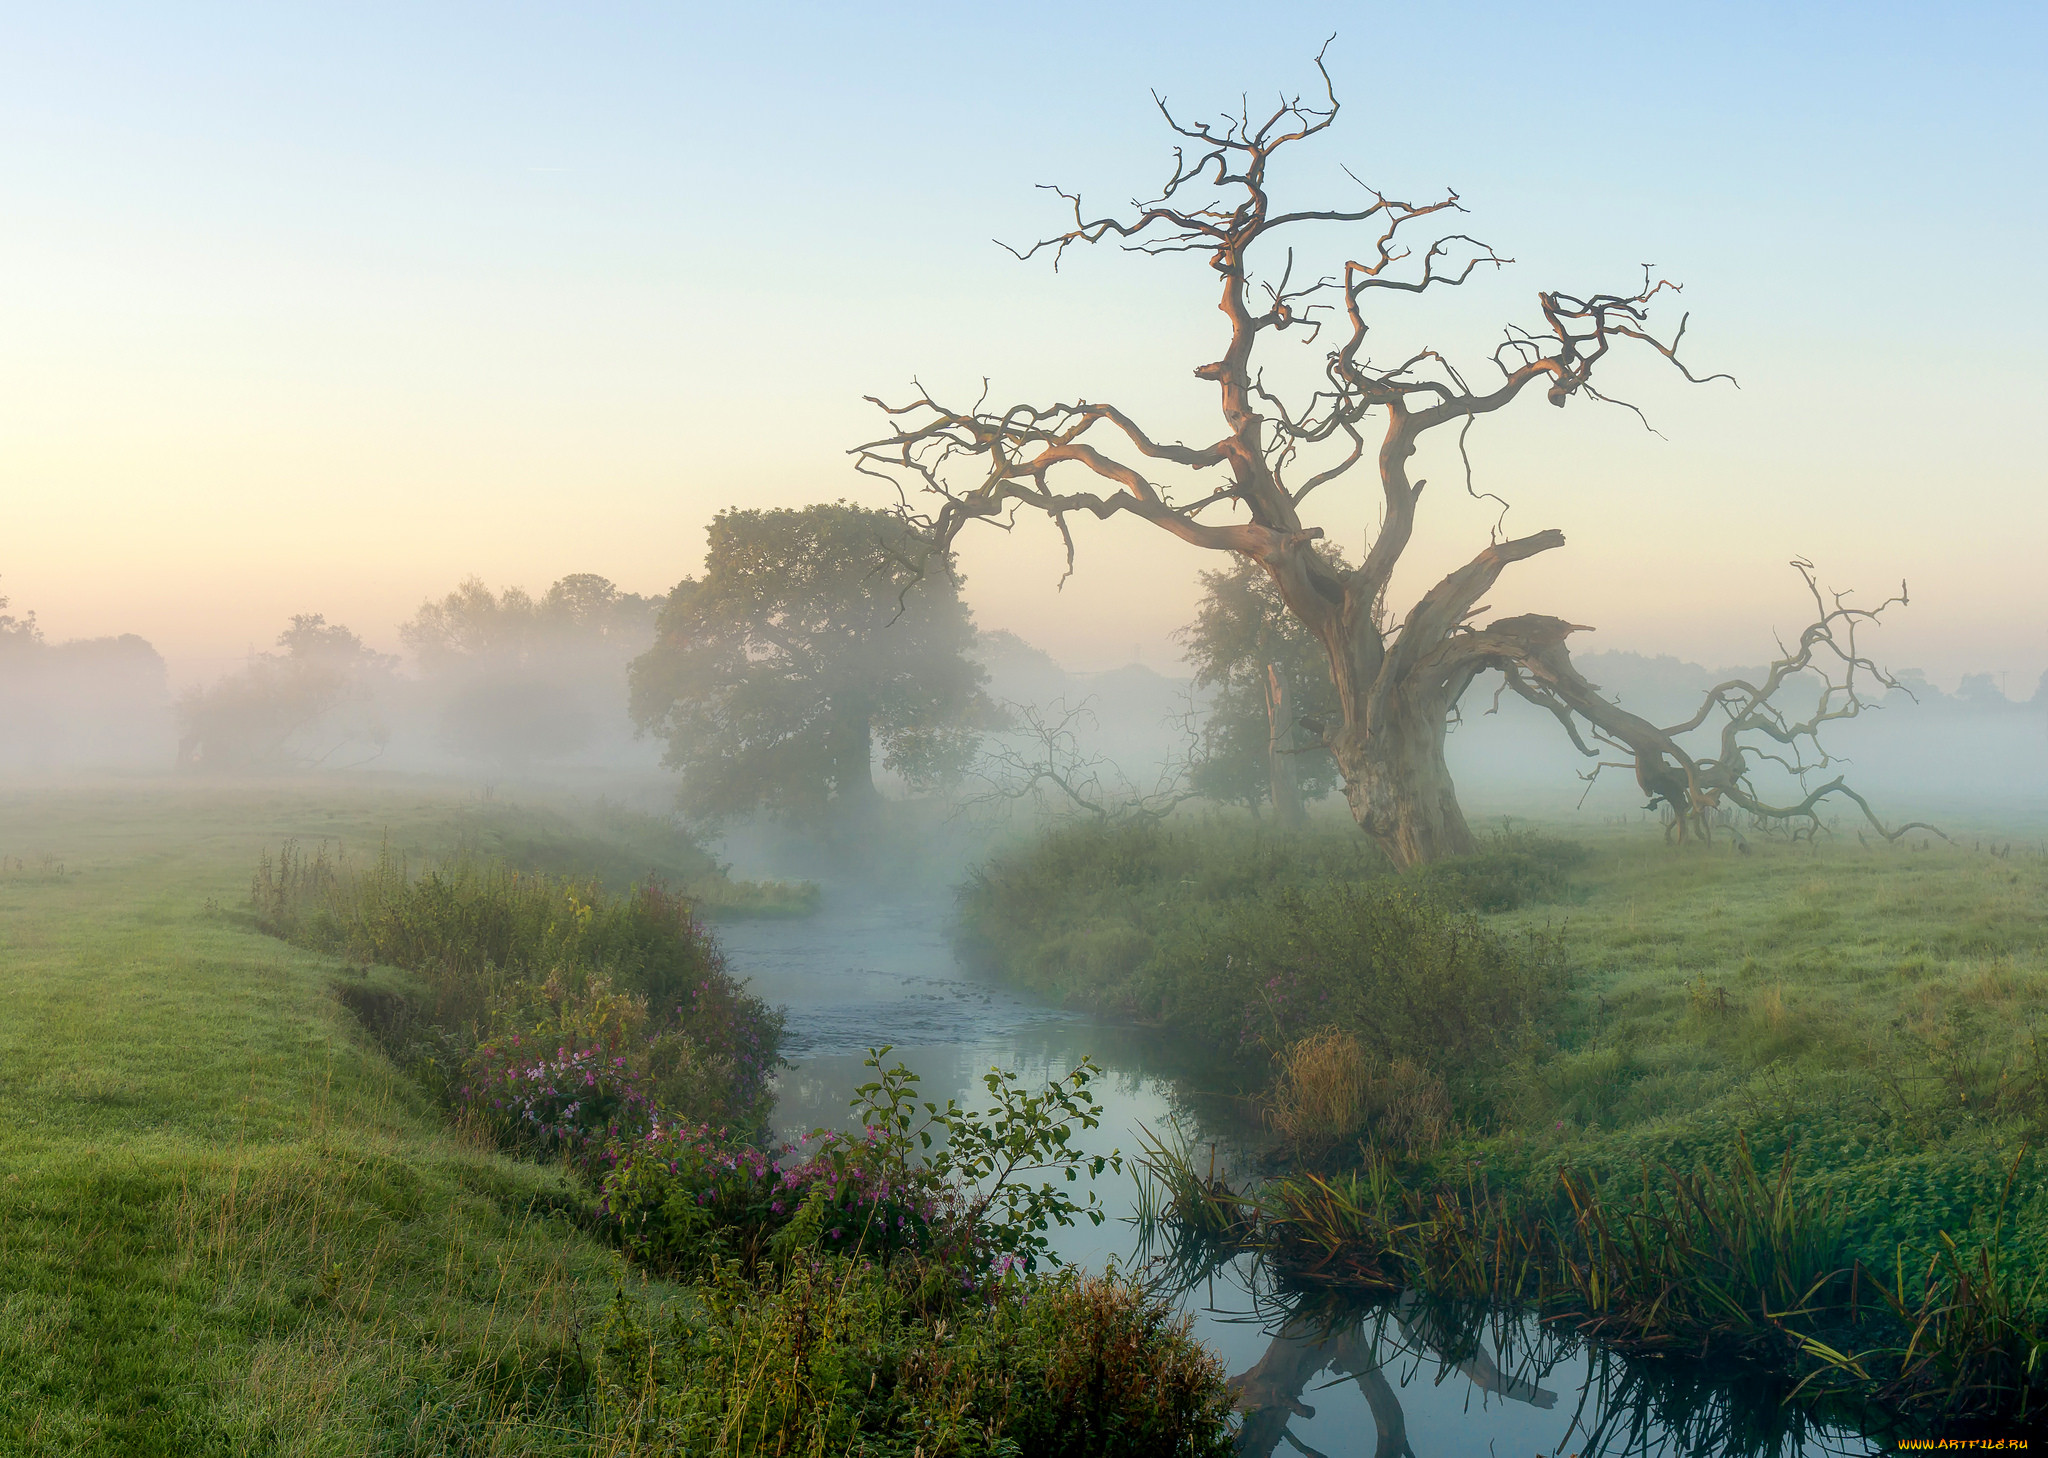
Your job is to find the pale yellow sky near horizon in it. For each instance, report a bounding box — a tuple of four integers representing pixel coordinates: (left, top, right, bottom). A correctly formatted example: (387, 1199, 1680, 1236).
(4, 5, 2043, 698)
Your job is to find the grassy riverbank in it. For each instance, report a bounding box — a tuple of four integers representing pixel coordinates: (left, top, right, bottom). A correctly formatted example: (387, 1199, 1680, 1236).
(0, 782, 1227, 1455)
(958, 812, 2048, 1427)
(0, 783, 635, 1453)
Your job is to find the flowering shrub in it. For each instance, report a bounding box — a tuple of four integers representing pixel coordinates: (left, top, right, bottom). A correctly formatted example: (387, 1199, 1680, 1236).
(775, 1127, 955, 1263)
(460, 1036, 657, 1173)
(598, 1120, 956, 1277)
(599, 1122, 785, 1272)
(598, 1049, 1121, 1282)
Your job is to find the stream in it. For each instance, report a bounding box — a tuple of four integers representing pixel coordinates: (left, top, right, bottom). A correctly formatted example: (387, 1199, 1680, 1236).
(722, 888, 1884, 1458)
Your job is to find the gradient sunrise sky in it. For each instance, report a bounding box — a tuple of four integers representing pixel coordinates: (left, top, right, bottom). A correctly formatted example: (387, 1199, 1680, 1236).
(3, 1, 2043, 690)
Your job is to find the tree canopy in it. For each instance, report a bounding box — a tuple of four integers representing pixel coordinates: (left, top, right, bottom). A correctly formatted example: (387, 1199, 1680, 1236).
(629, 504, 987, 824)
(402, 573, 658, 673)
(0, 579, 39, 653)
(400, 573, 659, 765)
(0, 579, 170, 771)
(176, 614, 395, 771)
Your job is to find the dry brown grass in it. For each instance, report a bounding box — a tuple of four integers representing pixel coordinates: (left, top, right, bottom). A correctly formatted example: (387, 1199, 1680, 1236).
(1264, 1028, 1450, 1157)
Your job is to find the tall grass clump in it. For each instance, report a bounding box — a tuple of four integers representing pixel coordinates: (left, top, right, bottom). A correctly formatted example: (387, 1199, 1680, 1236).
(955, 819, 1581, 1008)
(1151, 880, 1566, 1074)
(954, 817, 1388, 1004)
(1408, 827, 1589, 911)
(252, 838, 781, 1131)
(464, 796, 820, 918)
(1264, 1028, 1451, 1158)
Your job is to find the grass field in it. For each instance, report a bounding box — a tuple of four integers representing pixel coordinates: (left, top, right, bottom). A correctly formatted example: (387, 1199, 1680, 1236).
(0, 779, 1230, 1456)
(1495, 823, 2048, 1158)
(0, 781, 688, 1456)
(959, 811, 2048, 1280)
(959, 809, 2048, 1426)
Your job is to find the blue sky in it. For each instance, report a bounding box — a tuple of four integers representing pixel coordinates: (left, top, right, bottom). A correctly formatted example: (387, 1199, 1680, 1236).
(3, 1, 2043, 685)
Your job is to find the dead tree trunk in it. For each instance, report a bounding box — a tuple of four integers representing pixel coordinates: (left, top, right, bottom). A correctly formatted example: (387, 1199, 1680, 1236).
(858, 53, 1928, 863)
(1331, 684, 1471, 862)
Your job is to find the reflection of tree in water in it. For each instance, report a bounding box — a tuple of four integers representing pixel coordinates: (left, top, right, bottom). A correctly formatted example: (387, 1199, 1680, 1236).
(1224, 1290, 1872, 1458)
(1230, 1293, 1554, 1458)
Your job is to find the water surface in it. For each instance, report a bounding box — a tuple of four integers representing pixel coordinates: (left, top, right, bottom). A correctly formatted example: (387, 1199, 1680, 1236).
(723, 888, 1883, 1458)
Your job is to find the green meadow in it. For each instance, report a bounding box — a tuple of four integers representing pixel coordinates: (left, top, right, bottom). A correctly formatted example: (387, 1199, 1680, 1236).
(0, 782, 1233, 1457)
(0, 782, 686, 1455)
(958, 813, 2048, 1428)
(9, 780, 2048, 1447)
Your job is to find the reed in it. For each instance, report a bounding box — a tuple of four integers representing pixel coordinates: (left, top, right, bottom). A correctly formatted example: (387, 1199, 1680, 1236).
(1141, 1137, 2048, 1428)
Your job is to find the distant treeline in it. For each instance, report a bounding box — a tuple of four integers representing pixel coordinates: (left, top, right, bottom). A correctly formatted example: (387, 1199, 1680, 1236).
(2, 565, 2043, 785)
(1, 580, 169, 771)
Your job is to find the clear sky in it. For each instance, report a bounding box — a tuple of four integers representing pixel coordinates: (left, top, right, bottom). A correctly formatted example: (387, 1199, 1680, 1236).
(3, 1, 2043, 691)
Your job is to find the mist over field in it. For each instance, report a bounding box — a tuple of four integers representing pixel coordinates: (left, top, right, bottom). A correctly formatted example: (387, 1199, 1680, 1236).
(5, 6, 2047, 1454)
(5, 581, 2041, 845)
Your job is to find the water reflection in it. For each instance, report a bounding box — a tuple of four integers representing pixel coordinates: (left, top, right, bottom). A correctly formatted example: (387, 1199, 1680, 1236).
(1227, 1298, 1554, 1458)
(1193, 1269, 1876, 1457)
(724, 891, 1883, 1458)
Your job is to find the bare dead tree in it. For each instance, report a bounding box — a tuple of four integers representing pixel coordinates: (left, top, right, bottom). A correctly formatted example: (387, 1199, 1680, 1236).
(854, 48, 1913, 866)
(1505, 558, 1944, 846)
(961, 694, 1202, 825)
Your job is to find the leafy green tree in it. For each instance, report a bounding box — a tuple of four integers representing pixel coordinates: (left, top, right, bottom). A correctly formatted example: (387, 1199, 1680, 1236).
(401, 573, 659, 765)
(629, 504, 986, 824)
(1179, 557, 1344, 822)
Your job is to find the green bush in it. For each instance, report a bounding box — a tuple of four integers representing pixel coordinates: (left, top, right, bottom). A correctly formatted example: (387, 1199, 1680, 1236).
(595, 1260, 1234, 1458)
(254, 839, 783, 1132)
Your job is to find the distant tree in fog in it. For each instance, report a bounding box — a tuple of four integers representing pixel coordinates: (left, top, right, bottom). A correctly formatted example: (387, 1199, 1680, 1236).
(1954, 673, 2012, 710)
(400, 573, 658, 766)
(856, 53, 1931, 860)
(971, 629, 1068, 710)
(0, 579, 171, 770)
(629, 504, 986, 824)
(1178, 556, 1344, 824)
(0, 581, 38, 651)
(176, 615, 394, 771)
